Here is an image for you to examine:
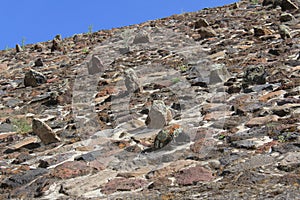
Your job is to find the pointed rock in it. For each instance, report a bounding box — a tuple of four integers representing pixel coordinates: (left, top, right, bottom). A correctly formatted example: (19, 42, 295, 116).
(124, 68, 141, 93)
(87, 55, 104, 75)
(32, 118, 60, 145)
(146, 100, 172, 129)
(24, 69, 47, 87)
(194, 18, 210, 29)
(51, 38, 63, 52)
(15, 44, 23, 53)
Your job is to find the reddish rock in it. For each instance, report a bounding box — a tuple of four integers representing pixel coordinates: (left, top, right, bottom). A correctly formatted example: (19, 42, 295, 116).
(101, 177, 148, 195)
(258, 90, 285, 102)
(174, 165, 214, 186)
(51, 161, 96, 179)
(246, 115, 279, 127)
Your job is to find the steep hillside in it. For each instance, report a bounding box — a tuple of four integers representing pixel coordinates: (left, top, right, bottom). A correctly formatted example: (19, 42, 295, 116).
(0, 0, 300, 199)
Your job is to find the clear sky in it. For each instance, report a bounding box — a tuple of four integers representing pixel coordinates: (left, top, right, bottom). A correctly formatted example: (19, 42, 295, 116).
(0, 0, 237, 50)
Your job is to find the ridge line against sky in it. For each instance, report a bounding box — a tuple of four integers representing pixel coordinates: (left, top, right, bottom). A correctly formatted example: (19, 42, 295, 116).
(0, 0, 237, 50)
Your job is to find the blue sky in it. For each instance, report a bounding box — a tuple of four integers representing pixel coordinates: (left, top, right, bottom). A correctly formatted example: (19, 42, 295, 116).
(0, 0, 237, 50)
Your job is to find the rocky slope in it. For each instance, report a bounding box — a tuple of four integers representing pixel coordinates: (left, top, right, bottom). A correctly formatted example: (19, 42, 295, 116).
(0, 0, 300, 199)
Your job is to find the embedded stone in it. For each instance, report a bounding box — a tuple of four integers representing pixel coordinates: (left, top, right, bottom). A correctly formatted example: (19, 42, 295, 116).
(124, 68, 141, 93)
(146, 100, 171, 129)
(32, 118, 60, 145)
(24, 69, 47, 87)
(87, 55, 104, 75)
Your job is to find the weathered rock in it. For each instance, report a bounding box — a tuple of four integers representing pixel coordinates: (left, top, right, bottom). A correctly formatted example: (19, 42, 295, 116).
(74, 149, 103, 161)
(258, 90, 285, 102)
(209, 64, 230, 84)
(243, 65, 267, 85)
(174, 165, 214, 185)
(146, 100, 171, 129)
(133, 31, 150, 44)
(51, 161, 95, 179)
(231, 136, 273, 149)
(87, 55, 104, 75)
(278, 152, 300, 171)
(0, 123, 14, 133)
(1, 168, 48, 189)
(101, 177, 148, 195)
(246, 115, 279, 127)
(51, 38, 62, 52)
(194, 18, 210, 29)
(24, 69, 47, 87)
(198, 27, 217, 39)
(32, 118, 60, 145)
(124, 68, 141, 93)
(9, 137, 39, 151)
(34, 58, 44, 67)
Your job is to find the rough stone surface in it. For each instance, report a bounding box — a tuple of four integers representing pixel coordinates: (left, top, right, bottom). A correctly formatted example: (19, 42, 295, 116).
(124, 68, 141, 93)
(101, 177, 148, 195)
(87, 55, 104, 75)
(32, 118, 60, 144)
(51, 161, 96, 179)
(146, 100, 171, 129)
(174, 165, 214, 185)
(24, 69, 47, 87)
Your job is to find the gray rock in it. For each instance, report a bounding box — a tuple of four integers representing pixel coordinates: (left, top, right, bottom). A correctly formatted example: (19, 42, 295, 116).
(146, 100, 170, 129)
(278, 152, 300, 171)
(1, 168, 48, 189)
(32, 118, 60, 145)
(24, 69, 47, 87)
(74, 150, 103, 162)
(133, 31, 150, 44)
(0, 123, 14, 133)
(209, 64, 230, 84)
(87, 55, 104, 75)
(243, 65, 267, 85)
(124, 68, 141, 93)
